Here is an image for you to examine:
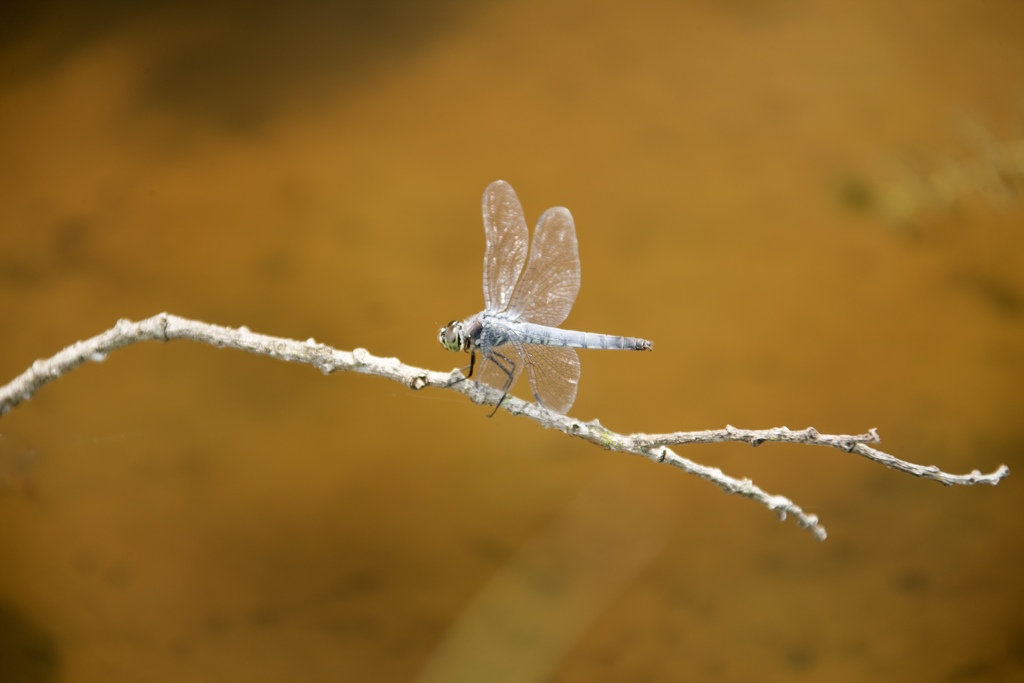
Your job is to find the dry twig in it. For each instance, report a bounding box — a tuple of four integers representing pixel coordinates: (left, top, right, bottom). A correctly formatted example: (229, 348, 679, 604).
(0, 313, 1009, 540)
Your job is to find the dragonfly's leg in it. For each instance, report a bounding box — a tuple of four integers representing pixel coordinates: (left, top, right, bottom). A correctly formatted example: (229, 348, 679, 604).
(484, 350, 517, 418)
(445, 350, 476, 389)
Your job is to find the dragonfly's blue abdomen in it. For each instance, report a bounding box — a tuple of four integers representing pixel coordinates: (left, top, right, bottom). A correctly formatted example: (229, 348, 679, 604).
(512, 322, 652, 351)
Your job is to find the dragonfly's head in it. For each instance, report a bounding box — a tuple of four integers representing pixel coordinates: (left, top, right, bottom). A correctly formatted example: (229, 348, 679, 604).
(438, 320, 467, 353)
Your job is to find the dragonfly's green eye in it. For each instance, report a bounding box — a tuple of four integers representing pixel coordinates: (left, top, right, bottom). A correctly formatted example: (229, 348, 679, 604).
(439, 321, 464, 352)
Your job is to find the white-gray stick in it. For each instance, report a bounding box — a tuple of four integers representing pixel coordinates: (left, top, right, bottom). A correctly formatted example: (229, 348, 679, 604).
(0, 312, 1009, 541)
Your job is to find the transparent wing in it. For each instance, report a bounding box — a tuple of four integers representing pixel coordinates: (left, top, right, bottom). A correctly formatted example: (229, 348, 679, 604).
(476, 336, 580, 415)
(519, 343, 580, 415)
(475, 341, 524, 399)
(507, 206, 580, 327)
(481, 180, 529, 314)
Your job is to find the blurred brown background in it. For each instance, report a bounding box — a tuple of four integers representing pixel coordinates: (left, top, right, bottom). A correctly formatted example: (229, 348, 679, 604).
(1, 1, 1023, 681)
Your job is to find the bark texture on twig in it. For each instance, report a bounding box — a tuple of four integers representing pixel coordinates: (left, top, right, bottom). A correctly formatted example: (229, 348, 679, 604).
(0, 313, 1009, 540)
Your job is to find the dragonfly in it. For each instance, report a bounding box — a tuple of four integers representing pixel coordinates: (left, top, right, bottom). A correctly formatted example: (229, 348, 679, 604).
(438, 180, 652, 415)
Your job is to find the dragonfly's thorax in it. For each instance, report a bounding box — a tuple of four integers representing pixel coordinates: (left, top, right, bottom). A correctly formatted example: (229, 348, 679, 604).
(468, 311, 514, 351)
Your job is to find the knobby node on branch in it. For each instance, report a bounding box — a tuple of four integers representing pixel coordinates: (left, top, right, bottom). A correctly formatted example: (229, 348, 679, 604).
(0, 313, 1009, 541)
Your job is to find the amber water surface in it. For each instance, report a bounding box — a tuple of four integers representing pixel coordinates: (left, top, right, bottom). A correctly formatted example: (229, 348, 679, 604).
(2, 2, 1023, 681)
